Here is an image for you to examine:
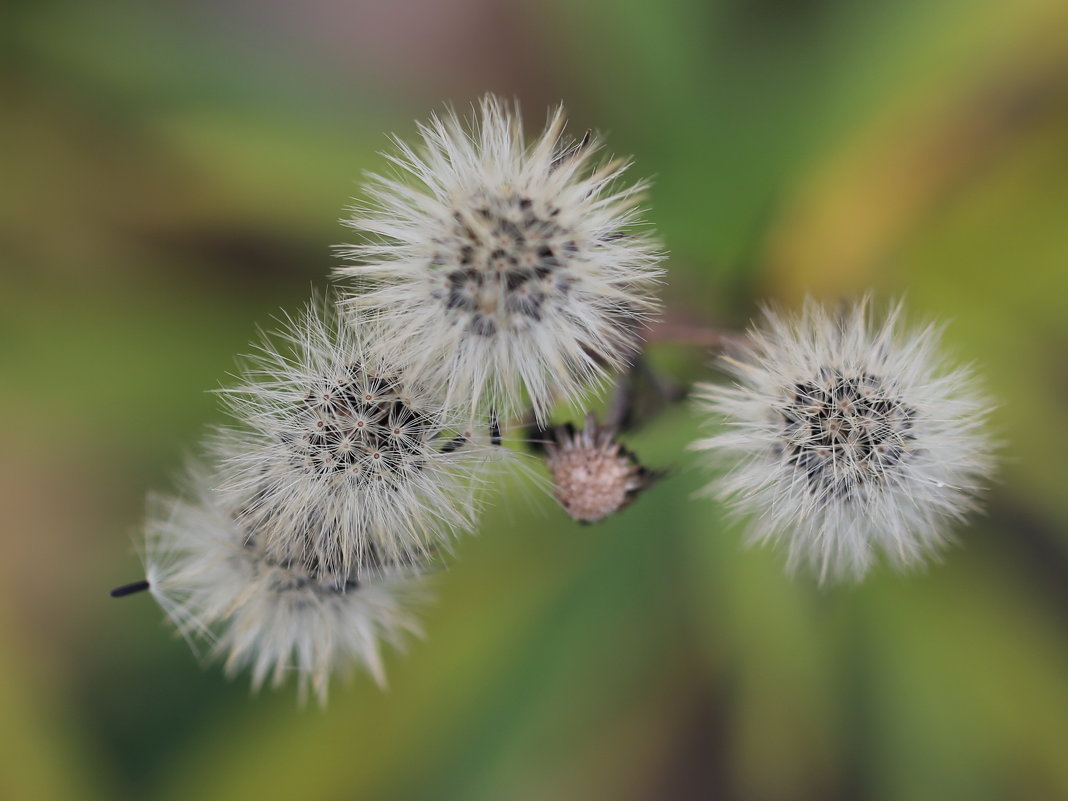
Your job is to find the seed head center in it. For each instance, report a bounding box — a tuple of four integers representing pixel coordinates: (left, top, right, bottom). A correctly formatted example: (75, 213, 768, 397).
(291, 364, 431, 484)
(778, 369, 916, 496)
(433, 192, 579, 337)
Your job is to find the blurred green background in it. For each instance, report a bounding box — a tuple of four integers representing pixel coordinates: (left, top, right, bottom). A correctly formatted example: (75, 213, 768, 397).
(4, 0, 1068, 799)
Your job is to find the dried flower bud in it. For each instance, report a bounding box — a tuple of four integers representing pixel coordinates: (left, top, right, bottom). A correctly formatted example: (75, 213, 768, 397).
(544, 414, 658, 523)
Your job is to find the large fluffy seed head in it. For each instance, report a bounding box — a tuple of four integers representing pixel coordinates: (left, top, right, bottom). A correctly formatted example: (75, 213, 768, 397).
(337, 95, 664, 422)
(691, 298, 995, 584)
(145, 465, 424, 705)
(214, 300, 494, 576)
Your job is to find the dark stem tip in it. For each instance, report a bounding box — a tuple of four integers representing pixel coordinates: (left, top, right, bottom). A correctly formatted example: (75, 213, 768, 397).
(490, 409, 502, 447)
(110, 579, 150, 598)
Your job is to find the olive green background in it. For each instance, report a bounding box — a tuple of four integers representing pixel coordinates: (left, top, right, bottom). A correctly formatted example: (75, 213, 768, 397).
(3, 1, 1068, 799)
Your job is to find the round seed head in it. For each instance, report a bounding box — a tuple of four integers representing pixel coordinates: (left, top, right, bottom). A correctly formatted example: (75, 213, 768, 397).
(144, 463, 425, 705)
(691, 297, 996, 584)
(337, 94, 664, 423)
(213, 298, 495, 576)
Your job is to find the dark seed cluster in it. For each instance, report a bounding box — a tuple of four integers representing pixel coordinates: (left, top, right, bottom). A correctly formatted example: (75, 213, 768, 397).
(260, 551, 361, 597)
(232, 516, 349, 592)
(777, 368, 916, 498)
(250, 534, 362, 596)
(227, 486, 349, 589)
(283, 362, 456, 485)
(232, 471, 428, 593)
(234, 502, 411, 594)
(429, 193, 580, 337)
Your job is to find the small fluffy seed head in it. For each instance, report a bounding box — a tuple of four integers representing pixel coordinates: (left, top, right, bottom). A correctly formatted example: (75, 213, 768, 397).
(213, 298, 495, 576)
(691, 297, 995, 584)
(544, 414, 658, 523)
(337, 95, 664, 423)
(145, 464, 425, 705)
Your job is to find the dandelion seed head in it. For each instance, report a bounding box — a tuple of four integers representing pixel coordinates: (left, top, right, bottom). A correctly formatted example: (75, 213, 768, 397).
(691, 297, 996, 583)
(337, 95, 664, 422)
(145, 464, 425, 705)
(214, 298, 495, 575)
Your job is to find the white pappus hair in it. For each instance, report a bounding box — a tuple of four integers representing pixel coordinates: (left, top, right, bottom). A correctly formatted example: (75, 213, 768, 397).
(691, 297, 996, 584)
(211, 298, 496, 577)
(144, 463, 426, 705)
(336, 94, 664, 423)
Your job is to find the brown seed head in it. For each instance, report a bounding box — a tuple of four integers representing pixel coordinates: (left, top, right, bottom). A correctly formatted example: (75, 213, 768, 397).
(544, 414, 657, 523)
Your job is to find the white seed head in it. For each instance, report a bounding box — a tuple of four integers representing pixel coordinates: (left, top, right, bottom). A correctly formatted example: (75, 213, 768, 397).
(544, 414, 657, 523)
(337, 94, 664, 423)
(213, 298, 494, 576)
(691, 298, 996, 584)
(145, 463, 425, 705)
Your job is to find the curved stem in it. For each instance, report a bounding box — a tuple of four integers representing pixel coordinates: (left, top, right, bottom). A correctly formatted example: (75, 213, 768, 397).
(646, 321, 746, 351)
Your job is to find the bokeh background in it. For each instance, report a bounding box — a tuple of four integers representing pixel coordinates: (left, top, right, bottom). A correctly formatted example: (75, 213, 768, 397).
(4, 0, 1068, 799)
